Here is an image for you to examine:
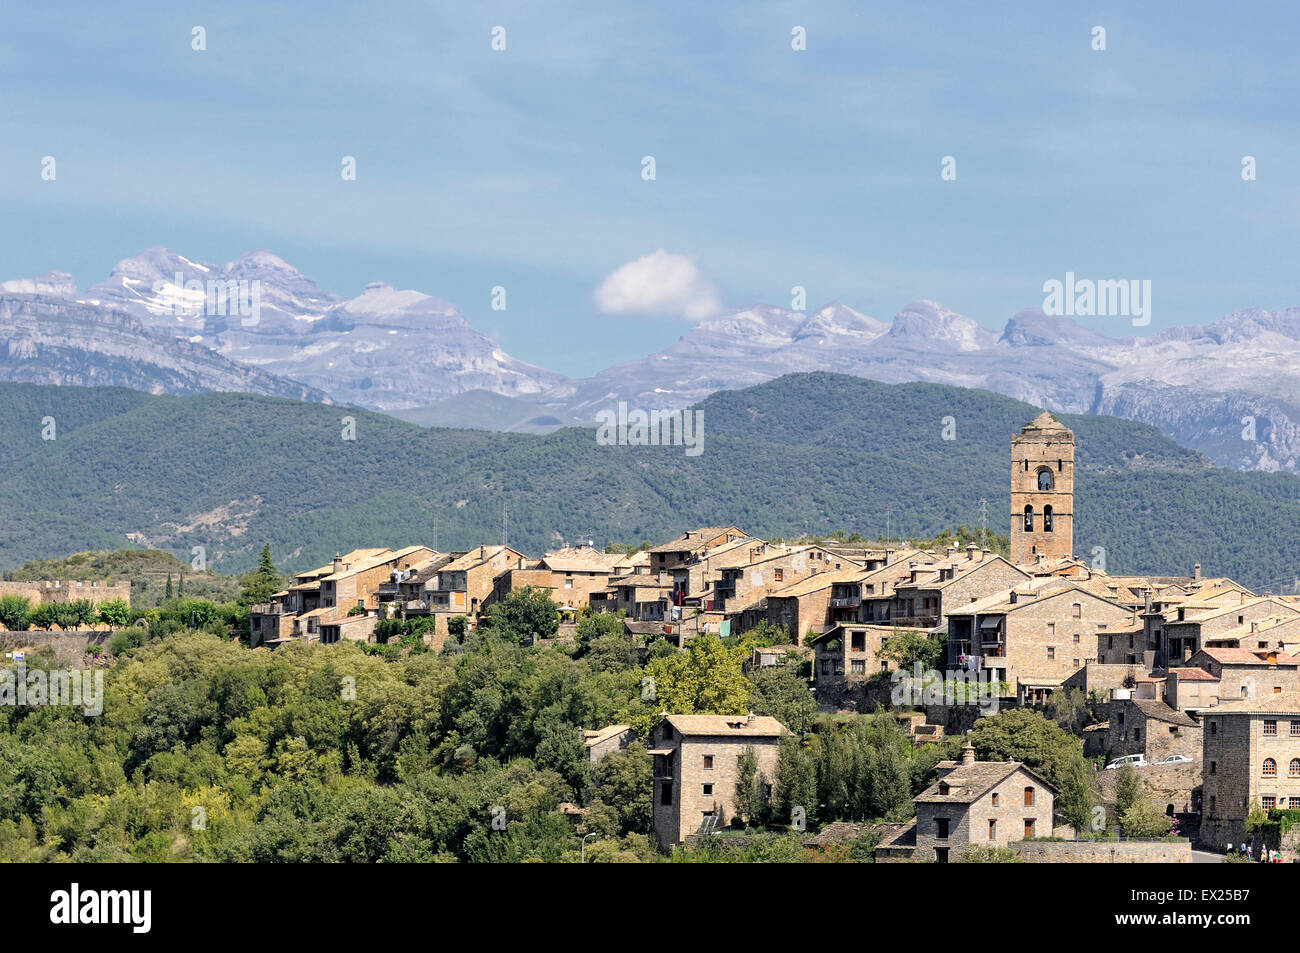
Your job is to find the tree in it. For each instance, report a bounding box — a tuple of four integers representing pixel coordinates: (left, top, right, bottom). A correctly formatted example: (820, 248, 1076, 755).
(27, 603, 59, 630)
(969, 709, 1097, 830)
(0, 594, 31, 631)
(1120, 798, 1173, 839)
(733, 746, 762, 827)
(877, 628, 945, 671)
(482, 587, 559, 642)
(638, 635, 750, 732)
(164, 574, 173, 600)
(239, 545, 283, 607)
(586, 743, 652, 836)
(1114, 764, 1142, 819)
(95, 598, 132, 629)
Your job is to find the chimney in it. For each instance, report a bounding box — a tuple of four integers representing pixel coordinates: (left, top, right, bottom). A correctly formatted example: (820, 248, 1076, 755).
(960, 744, 976, 766)
(1144, 590, 1152, 612)
(1036, 552, 1046, 565)
(1194, 563, 1202, 581)
(946, 545, 957, 559)
(746, 711, 755, 725)
(332, 554, 343, 574)
(480, 545, 486, 559)
(884, 548, 896, 565)
(966, 542, 977, 562)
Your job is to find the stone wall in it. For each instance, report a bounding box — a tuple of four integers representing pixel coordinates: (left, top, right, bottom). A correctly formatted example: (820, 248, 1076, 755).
(0, 629, 112, 666)
(1097, 760, 1200, 815)
(1012, 839, 1191, 863)
(0, 580, 131, 606)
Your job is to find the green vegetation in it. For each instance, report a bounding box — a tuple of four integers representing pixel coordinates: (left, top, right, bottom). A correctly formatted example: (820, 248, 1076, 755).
(0, 375, 1295, 591)
(4, 548, 240, 607)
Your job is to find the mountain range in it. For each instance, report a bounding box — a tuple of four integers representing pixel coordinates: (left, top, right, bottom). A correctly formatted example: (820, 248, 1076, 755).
(1, 374, 1296, 592)
(4, 248, 1299, 473)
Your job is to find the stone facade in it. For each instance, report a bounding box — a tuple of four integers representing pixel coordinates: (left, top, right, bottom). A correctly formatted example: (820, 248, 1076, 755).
(1011, 840, 1191, 863)
(1009, 412, 1074, 566)
(1104, 699, 1201, 763)
(0, 579, 132, 607)
(1200, 693, 1300, 847)
(913, 747, 1056, 863)
(650, 714, 787, 850)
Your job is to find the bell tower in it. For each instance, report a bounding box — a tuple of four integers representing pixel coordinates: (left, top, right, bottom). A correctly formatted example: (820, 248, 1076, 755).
(1010, 412, 1074, 566)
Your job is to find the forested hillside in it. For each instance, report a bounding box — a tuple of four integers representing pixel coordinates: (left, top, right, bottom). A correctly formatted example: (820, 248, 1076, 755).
(0, 375, 1295, 590)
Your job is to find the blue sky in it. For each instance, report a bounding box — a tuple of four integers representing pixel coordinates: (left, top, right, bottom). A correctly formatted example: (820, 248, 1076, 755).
(3, 1, 1298, 376)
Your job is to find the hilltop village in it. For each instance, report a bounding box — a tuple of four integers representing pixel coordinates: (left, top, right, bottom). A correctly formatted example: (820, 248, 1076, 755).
(4, 413, 1297, 862)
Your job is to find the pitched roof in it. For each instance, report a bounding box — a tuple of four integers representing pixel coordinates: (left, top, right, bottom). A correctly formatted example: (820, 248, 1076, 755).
(1203, 692, 1300, 716)
(646, 527, 745, 554)
(1168, 667, 1220, 682)
(1128, 698, 1200, 727)
(916, 760, 1054, 804)
(1197, 647, 1300, 667)
(766, 567, 866, 599)
(661, 714, 789, 738)
(582, 724, 631, 747)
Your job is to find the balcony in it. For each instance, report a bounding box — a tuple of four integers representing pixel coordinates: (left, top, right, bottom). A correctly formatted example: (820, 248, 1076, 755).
(829, 597, 861, 609)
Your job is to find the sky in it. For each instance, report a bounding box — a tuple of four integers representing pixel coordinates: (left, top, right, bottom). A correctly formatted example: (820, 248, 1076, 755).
(2, 1, 1299, 377)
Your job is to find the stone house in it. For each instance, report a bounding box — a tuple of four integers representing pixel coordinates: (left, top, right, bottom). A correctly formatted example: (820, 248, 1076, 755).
(1200, 693, 1300, 847)
(583, 724, 634, 765)
(1104, 698, 1201, 763)
(1158, 595, 1300, 667)
(1165, 666, 1221, 714)
(645, 527, 749, 574)
(809, 623, 907, 705)
(912, 745, 1057, 862)
(889, 548, 1030, 629)
(649, 713, 788, 850)
(944, 580, 1132, 705)
(761, 568, 869, 642)
(713, 544, 852, 616)
(1184, 647, 1300, 702)
(250, 546, 435, 648)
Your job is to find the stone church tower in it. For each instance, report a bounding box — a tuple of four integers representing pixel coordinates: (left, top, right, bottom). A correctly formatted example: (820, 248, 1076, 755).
(1009, 412, 1074, 566)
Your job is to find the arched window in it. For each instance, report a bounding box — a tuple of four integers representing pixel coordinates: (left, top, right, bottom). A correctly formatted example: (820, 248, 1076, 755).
(1263, 758, 1277, 777)
(1290, 758, 1300, 778)
(1023, 505, 1033, 532)
(1037, 468, 1054, 491)
(1043, 505, 1054, 532)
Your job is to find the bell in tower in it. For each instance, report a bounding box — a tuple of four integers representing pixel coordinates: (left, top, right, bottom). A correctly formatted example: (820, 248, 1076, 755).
(1009, 411, 1074, 566)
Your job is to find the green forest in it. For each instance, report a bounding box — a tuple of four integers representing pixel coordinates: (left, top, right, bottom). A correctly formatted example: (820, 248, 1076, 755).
(0, 373, 1295, 591)
(0, 566, 1122, 863)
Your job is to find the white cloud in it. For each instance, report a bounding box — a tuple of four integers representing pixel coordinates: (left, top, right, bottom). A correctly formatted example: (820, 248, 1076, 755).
(594, 249, 722, 321)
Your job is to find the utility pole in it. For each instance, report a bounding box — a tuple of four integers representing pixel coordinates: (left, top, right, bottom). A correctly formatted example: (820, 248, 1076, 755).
(979, 498, 988, 551)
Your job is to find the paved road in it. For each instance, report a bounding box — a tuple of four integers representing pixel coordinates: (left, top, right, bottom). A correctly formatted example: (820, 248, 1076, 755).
(1191, 849, 1222, 864)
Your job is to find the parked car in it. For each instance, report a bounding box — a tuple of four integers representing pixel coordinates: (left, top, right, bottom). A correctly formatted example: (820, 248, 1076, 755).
(1154, 754, 1193, 765)
(1104, 754, 1147, 770)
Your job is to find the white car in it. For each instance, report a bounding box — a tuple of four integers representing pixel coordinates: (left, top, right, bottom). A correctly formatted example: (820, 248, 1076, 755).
(1154, 754, 1193, 765)
(1104, 754, 1147, 770)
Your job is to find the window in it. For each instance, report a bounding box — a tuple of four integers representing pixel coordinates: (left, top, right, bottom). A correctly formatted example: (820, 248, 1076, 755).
(851, 631, 866, 652)
(1265, 720, 1278, 736)
(564, 578, 573, 589)
(1037, 468, 1054, 491)
(660, 783, 672, 806)
(1209, 795, 1216, 816)
(1263, 758, 1277, 777)
(1024, 819, 1035, 838)
(1023, 505, 1033, 531)
(774, 568, 784, 582)
(702, 755, 713, 770)
(991, 793, 999, 807)
(1072, 632, 1080, 643)
(1210, 720, 1217, 735)
(935, 818, 950, 839)
(1023, 787, 1035, 806)
(1043, 505, 1054, 532)
(1263, 796, 1277, 810)
(988, 819, 997, 840)
(1046, 646, 1055, 660)
(1210, 761, 1216, 775)
(851, 660, 865, 674)
(1290, 759, 1300, 778)
(702, 784, 713, 796)
(1071, 603, 1082, 619)
(1291, 720, 1300, 736)
(935, 847, 949, 863)
(1291, 798, 1300, 811)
